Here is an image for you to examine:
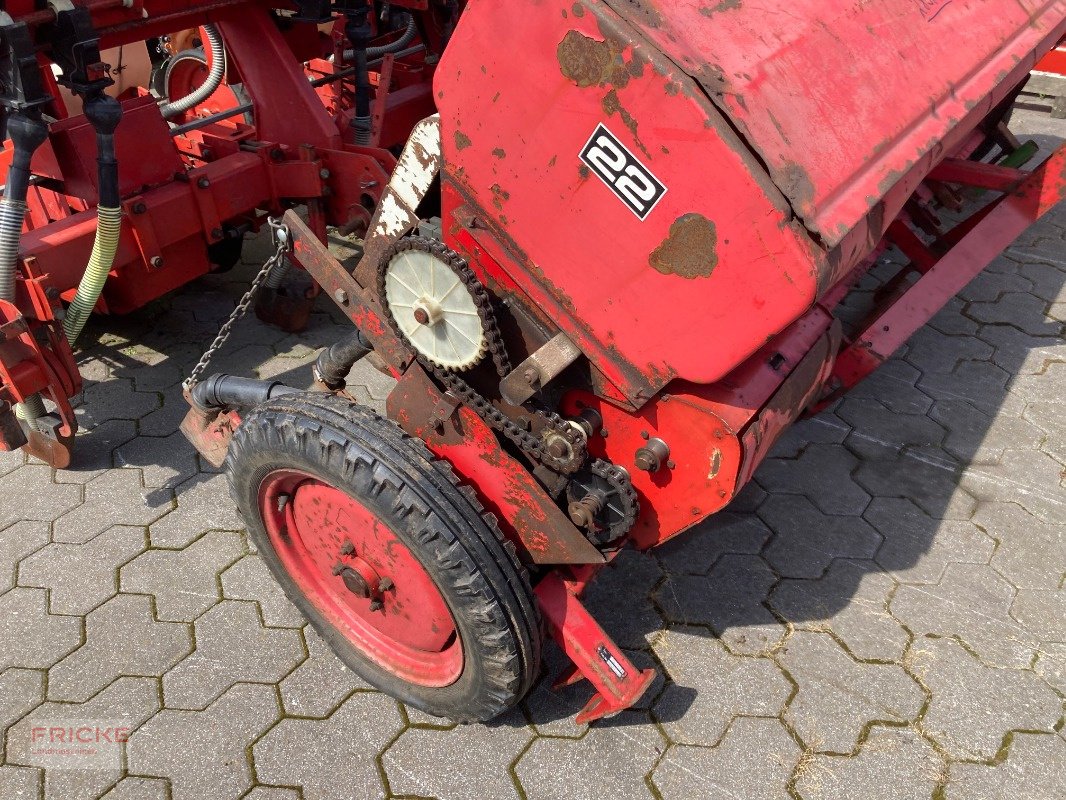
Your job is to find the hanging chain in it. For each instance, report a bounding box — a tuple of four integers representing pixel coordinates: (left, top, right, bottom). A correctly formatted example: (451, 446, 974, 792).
(182, 218, 289, 391)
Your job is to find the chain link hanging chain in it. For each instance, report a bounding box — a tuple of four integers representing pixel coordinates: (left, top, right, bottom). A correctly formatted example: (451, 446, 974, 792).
(182, 218, 289, 391)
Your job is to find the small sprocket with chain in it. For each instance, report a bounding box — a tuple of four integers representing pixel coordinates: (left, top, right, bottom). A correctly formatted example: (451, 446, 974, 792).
(565, 459, 639, 545)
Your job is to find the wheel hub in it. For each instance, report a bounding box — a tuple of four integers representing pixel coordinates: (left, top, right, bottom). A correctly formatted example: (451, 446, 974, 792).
(259, 470, 462, 686)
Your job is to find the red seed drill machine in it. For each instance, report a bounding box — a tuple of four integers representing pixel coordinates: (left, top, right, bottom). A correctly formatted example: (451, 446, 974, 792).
(1, 1, 1064, 723)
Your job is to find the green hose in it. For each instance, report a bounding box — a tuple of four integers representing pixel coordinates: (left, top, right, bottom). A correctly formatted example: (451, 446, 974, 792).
(62, 205, 122, 345)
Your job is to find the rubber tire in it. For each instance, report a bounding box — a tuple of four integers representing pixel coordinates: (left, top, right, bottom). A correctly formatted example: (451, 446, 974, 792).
(224, 392, 541, 722)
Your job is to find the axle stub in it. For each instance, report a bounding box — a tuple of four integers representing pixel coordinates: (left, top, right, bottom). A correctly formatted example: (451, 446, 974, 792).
(224, 391, 541, 721)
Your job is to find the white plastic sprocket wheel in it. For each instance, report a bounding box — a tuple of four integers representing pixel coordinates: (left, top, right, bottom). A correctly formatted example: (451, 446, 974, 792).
(384, 248, 489, 370)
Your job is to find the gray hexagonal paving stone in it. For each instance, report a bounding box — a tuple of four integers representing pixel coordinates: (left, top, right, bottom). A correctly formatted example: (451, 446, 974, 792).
(114, 430, 200, 490)
(0, 765, 40, 799)
(148, 473, 246, 549)
(0, 446, 25, 478)
(220, 554, 305, 628)
(0, 520, 50, 593)
(6, 676, 159, 800)
(913, 638, 1060, 760)
(766, 413, 851, 460)
(854, 452, 977, 520)
(162, 600, 304, 710)
(252, 691, 402, 800)
(128, 682, 280, 800)
(778, 631, 923, 753)
(0, 668, 44, 735)
(978, 323, 1065, 377)
(52, 470, 171, 545)
(655, 511, 772, 576)
(770, 559, 909, 662)
(0, 588, 83, 672)
(758, 495, 882, 579)
(918, 359, 1013, 418)
(836, 397, 946, 459)
(120, 529, 245, 622)
(652, 626, 791, 746)
(515, 711, 665, 800)
(959, 449, 1065, 523)
(865, 497, 994, 584)
(903, 328, 993, 375)
(891, 562, 1039, 669)
(1022, 400, 1065, 461)
(654, 554, 786, 655)
(241, 788, 300, 800)
(581, 548, 665, 649)
(0, 465, 82, 530)
(98, 776, 171, 800)
(1033, 642, 1066, 694)
(1009, 588, 1065, 643)
(846, 359, 933, 414)
(967, 291, 1059, 337)
(755, 444, 872, 516)
(48, 593, 192, 702)
(946, 732, 1066, 800)
(929, 398, 1046, 465)
(652, 717, 800, 800)
(279, 626, 370, 718)
(18, 525, 146, 615)
(794, 726, 943, 800)
(382, 708, 531, 800)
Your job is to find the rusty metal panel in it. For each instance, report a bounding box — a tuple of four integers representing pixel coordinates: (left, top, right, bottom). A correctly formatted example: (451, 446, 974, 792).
(612, 0, 1066, 245)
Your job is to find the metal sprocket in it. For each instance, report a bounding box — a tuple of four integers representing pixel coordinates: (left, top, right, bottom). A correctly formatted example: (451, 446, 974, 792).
(565, 459, 639, 545)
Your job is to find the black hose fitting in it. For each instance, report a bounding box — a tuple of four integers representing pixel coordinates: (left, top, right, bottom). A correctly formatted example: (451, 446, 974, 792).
(4, 113, 49, 203)
(314, 330, 373, 389)
(190, 374, 301, 412)
(343, 1, 373, 142)
(82, 93, 123, 207)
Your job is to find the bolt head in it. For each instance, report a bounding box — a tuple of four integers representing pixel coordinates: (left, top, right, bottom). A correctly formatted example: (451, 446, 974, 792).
(378, 577, 394, 592)
(340, 540, 355, 556)
(334, 289, 349, 305)
(150, 256, 164, 269)
(197, 176, 210, 189)
(547, 438, 570, 459)
(413, 307, 430, 325)
(368, 598, 384, 611)
(522, 367, 539, 386)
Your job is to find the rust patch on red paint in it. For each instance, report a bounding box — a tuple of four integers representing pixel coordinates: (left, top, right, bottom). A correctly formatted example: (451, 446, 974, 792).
(650, 214, 719, 279)
(701, 0, 742, 15)
(557, 29, 632, 89)
(454, 130, 472, 151)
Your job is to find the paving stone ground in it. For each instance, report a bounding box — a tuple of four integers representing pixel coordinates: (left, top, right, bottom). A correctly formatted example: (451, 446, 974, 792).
(0, 109, 1064, 800)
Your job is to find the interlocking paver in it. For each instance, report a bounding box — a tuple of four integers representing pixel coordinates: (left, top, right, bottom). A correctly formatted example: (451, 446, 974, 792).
(18, 525, 146, 615)
(903, 328, 993, 375)
(652, 717, 799, 800)
(959, 448, 1066, 523)
(758, 495, 882, 579)
(98, 776, 171, 800)
(382, 708, 531, 800)
(770, 559, 908, 661)
(220, 554, 305, 628)
(128, 682, 279, 800)
(914, 638, 1061, 760)
(978, 323, 1065, 377)
(946, 732, 1066, 799)
(967, 291, 1059, 336)
(120, 530, 244, 621)
(755, 444, 872, 516)
(656, 511, 772, 576)
(795, 726, 943, 800)
(114, 431, 200, 490)
(516, 711, 664, 800)
(918, 360, 1013, 417)
(148, 473, 245, 548)
(0, 465, 82, 530)
(162, 600, 303, 710)
(5, 676, 160, 800)
(0, 765, 40, 799)
(1009, 587, 1065, 642)
(252, 691, 402, 800)
(1022, 400, 1065, 462)
(836, 397, 946, 459)
(0, 668, 44, 734)
(892, 563, 1039, 669)
(279, 626, 370, 718)
(581, 548, 664, 649)
(652, 625, 791, 746)
(52, 470, 171, 545)
(865, 497, 994, 583)
(1033, 642, 1066, 693)
(654, 554, 786, 655)
(0, 520, 50, 593)
(48, 594, 192, 702)
(241, 788, 301, 800)
(929, 398, 1045, 465)
(854, 452, 976, 520)
(778, 632, 922, 753)
(0, 588, 82, 672)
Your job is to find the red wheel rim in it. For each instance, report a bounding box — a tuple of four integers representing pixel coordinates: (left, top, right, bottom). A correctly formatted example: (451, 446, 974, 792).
(259, 469, 463, 687)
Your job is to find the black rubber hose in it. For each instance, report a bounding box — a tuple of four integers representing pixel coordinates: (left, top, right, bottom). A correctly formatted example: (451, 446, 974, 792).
(190, 374, 301, 411)
(314, 330, 373, 389)
(345, 2, 373, 144)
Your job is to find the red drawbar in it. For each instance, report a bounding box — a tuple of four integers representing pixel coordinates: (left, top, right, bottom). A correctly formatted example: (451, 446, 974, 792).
(258, 469, 463, 688)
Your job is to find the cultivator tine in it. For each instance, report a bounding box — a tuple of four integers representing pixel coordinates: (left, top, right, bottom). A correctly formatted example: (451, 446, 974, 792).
(535, 571, 656, 725)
